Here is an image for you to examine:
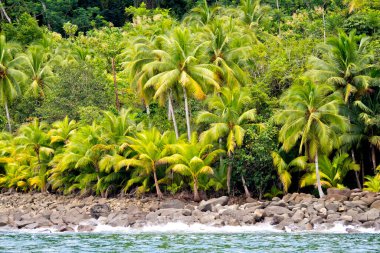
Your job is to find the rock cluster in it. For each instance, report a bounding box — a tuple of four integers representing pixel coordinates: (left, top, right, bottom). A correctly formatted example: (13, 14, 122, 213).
(1, 189, 379, 232)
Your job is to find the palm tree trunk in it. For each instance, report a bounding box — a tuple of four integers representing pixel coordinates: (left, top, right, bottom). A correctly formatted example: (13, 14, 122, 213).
(153, 168, 163, 199)
(351, 150, 362, 189)
(111, 57, 120, 111)
(168, 90, 179, 139)
(193, 179, 200, 202)
(4, 101, 12, 132)
(227, 153, 232, 194)
(371, 145, 377, 173)
(0, 0, 11, 23)
(276, 0, 281, 36)
(182, 87, 191, 141)
(241, 175, 251, 198)
(322, 0, 326, 44)
(315, 151, 325, 198)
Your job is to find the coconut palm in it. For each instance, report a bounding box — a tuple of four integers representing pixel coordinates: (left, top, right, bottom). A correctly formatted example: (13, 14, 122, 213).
(238, 0, 271, 27)
(305, 30, 375, 102)
(158, 133, 225, 201)
(271, 151, 308, 193)
(363, 173, 380, 193)
(300, 152, 359, 189)
(197, 86, 256, 193)
(0, 35, 25, 131)
(101, 108, 141, 145)
(118, 128, 177, 198)
(14, 119, 54, 192)
(353, 90, 380, 172)
(48, 116, 78, 148)
(20, 45, 55, 98)
(144, 27, 220, 141)
(275, 79, 349, 197)
(49, 123, 112, 195)
(204, 20, 251, 87)
(184, 0, 221, 26)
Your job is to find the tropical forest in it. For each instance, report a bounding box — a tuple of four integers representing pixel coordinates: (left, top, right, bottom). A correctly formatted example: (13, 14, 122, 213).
(0, 0, 379, 202)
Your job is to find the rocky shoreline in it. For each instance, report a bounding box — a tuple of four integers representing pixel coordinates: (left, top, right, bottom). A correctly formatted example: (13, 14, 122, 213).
(1, 189, 380, 233)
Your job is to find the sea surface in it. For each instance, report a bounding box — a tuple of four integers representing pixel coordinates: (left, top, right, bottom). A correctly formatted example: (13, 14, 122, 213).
(1, 224, 379, 252)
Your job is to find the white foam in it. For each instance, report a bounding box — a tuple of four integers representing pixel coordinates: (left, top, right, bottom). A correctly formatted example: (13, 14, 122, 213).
(3, 221, 379, 234)
(94, 222, 280, 234)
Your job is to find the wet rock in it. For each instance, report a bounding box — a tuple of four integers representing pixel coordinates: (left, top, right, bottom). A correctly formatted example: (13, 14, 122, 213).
(198, 196, 228, 212)
(366, 208, 380, 221)
(291, 210, 304, 223)
(62, 208, 90, 225)
(90, 204, 111, 219)
(199, 213, 217, 224)
(270, 214, 285, 225)
(253, 209, 266, 221)
(0, 213, 8, 226)
(77, 224, 96, 232)
(341, 215, 353, 222)
(108, 213, 131, 227)
(50, 211, 63, 225)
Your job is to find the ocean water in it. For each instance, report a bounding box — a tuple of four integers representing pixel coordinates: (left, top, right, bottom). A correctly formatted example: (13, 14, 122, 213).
(1, 224, 379, 253)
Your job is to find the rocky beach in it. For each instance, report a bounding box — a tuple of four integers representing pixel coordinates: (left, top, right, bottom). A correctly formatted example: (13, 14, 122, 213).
(1, 189, 380, 233)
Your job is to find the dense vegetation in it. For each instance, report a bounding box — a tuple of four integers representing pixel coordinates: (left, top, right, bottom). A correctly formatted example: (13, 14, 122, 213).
(0, 0, 379, 200)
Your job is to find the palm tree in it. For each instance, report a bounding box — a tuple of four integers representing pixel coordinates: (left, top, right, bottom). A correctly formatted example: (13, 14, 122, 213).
(300, 152, 359, 189)
(158, 133, 224, 201)
(144, 27, 220, 141)
(49, 123, 112, 195)
(14, 119, 54, 192)
(238, 0, 271, 27)
(197, 86, 256, 194)
(101, 108, 141, 145)
(0, 35, 25, 132)
(118, 128, 177, 198)
(344, 0, 368, 13)
(363, 173, 380, 193)
(20, 45, 55, 98)
(305, 30, 375, 103)
(275, 79, 349, 198)
(271, 151, 308, 193)
(184, 0, 221, 26)
(353, 90, 380, 172)
(48, 116, 78, 148)
(204, 20, 251, 87)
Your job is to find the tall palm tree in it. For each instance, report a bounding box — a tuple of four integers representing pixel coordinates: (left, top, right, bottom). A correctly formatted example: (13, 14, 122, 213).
(144, 27, 220, 141)
(20, 45, 55, 98)
(353, 90, 380, 172)
(118, 128, 177, 198)
(275, 79, 349, 198)
(0, 35, 25, 132)
(204, 20, 251, 87)
(158, 132, 224, 201)
(197, 86, 256, 194)
(305, 30, 375, 103)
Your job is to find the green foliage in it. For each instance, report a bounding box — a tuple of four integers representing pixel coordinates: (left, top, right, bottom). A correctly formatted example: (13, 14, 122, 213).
(1, 13, 43, 45)
(0, 1, 379, 200)
(37, 63, 113, 122)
